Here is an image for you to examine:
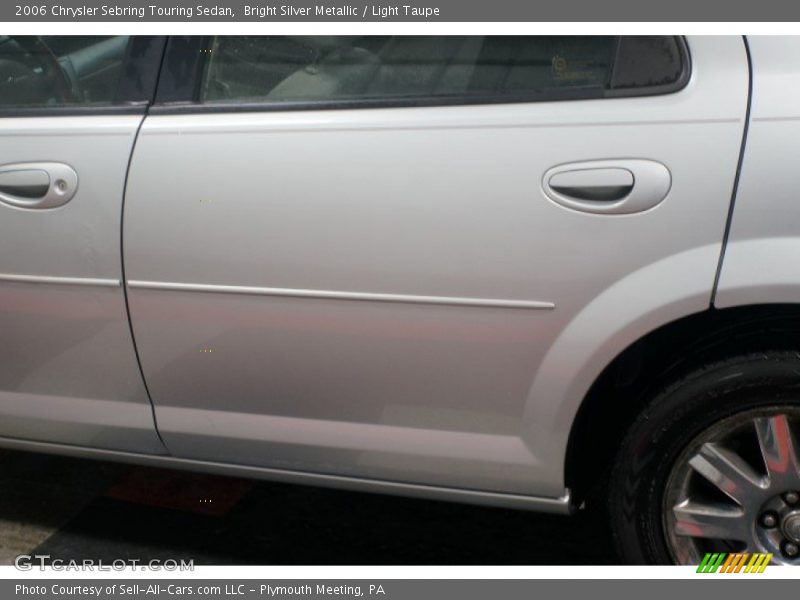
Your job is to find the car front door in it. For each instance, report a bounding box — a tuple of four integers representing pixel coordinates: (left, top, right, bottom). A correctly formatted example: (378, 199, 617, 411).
(0, 36, 165, 453)
(123, 36, 749, 497)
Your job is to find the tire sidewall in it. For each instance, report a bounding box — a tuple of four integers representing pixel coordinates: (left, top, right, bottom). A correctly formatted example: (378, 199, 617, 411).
(609, 353, 800, 564)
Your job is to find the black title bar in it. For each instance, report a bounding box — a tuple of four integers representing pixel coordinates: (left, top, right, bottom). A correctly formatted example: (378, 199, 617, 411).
(5, 0, 800, 22)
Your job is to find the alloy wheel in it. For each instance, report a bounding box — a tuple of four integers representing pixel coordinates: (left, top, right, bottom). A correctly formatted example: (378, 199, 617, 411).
(664, 407, 800, 565)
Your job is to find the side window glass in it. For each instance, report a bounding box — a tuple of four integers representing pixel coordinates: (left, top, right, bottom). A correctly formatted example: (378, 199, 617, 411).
(0, 36, 131, 108)
(199, 36, 687, 107)
(610, 36, 686, 90)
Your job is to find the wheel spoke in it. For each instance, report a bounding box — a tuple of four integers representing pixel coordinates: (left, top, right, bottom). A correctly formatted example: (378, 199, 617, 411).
(754, 415, 800, 490)
(672, 500, 749, 541)
(688, 442, 766, 507)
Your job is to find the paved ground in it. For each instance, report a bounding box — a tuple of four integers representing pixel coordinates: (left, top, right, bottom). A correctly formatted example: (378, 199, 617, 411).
(0, 449, 617, 565)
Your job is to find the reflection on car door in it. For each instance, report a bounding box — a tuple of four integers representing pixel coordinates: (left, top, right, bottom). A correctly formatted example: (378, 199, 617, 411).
(0, 36, 165, 453)
(124, 36, 749, 496)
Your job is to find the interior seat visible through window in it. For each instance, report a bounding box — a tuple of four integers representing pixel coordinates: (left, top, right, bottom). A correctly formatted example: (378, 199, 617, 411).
(198, 36, 689, 107)
(266, 36, 381, 101)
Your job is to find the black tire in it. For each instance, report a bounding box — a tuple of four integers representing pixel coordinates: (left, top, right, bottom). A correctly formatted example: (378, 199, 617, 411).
(608, 351, 800, 564)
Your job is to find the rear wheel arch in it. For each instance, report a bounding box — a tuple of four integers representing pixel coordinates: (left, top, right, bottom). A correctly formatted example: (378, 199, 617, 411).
(565, 303, 800, 506)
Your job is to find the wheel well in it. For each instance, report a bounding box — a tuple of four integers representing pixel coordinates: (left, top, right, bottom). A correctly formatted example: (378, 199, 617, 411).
(565, 303, 800, 506)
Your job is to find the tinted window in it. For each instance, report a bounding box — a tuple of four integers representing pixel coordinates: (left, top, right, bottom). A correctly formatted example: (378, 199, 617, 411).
(0, 35, 130, 107)
(199, 36, 687, 107)
(610, 36, 686, 89)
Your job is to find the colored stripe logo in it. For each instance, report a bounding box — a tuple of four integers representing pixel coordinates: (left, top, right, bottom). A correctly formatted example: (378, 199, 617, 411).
(697, 552, 772, 573)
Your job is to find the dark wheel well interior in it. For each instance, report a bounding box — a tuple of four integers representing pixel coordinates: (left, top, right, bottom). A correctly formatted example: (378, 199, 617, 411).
(565, 303, 800, 507)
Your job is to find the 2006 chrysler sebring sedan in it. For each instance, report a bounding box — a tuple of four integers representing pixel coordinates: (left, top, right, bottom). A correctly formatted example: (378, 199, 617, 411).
(1, 34, 800, 565)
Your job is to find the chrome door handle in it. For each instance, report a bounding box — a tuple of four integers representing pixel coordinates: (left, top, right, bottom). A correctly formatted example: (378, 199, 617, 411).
(543, 159, 671, 215)
(0, 162, 78, 209)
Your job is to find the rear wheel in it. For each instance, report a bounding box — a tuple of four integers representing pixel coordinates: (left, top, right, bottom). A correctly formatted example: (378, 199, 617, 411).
(609, 352, 800, 564)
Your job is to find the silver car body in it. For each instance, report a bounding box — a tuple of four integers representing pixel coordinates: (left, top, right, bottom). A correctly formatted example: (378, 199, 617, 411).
(0, 35, 793, 513)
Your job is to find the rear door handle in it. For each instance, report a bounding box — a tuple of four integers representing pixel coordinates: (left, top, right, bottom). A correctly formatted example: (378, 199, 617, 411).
(0, 162, 78, 209)
(543, 159, 671, 215)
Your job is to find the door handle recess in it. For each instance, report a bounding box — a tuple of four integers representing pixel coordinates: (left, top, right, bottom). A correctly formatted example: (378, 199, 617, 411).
(549, 168, 633, 202)
(543, 159, 671, 215)
(0, 162, 78, 209)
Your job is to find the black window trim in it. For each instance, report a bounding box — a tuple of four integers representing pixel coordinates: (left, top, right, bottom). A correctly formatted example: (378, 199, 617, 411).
(150, 35, 692, 116)
(0, 36, 168, 118)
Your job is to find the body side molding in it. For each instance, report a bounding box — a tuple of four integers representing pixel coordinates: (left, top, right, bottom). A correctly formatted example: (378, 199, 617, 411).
(128, 280, 556, 310)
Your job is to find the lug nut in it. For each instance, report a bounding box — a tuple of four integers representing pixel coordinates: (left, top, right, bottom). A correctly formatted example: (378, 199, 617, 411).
(783, 542, 799, 558)
(761, 512, 779, 528)
(784, 491, 800, 505)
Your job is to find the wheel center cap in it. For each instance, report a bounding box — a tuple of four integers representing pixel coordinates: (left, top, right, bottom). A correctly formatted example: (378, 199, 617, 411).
(782, 511, 800, 543)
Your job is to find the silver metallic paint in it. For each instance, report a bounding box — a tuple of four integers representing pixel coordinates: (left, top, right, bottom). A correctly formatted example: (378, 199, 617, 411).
(123, 36, 749, 499)
(128, 280, 556, 309)
(542, 159, 672, 215)
(0, 273, 119, 287)
(0, 161, 79, 209)
(0, 435, 572, 514)
(716, 37, 800, 308)
(0, 116, 164, 454)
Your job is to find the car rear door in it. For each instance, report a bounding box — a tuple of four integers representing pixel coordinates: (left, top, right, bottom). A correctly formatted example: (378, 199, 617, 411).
(123, 36, 749, 496)
(0, 36, 165, 453)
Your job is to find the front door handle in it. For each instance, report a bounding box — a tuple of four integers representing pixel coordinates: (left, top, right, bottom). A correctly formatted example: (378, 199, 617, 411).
(543, 159, 671, 215)
(0, 162, 78, 209)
